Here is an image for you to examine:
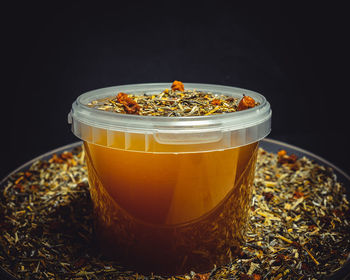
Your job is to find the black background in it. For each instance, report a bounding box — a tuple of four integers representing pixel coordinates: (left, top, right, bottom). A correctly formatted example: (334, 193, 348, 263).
(1, 3, 350, 179)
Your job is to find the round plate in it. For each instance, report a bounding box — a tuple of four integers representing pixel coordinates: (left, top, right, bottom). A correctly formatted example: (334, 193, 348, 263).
(1, 138, 349, 279)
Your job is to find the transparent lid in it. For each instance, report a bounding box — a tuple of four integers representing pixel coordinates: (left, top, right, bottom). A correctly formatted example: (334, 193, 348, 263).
(68, 83, 271, 153)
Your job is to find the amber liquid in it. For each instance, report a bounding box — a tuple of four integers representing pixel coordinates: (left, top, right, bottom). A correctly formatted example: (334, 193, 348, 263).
(84, 140, 258, 275)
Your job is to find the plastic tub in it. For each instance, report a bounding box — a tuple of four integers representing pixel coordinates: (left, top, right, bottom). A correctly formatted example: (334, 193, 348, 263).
(68, 83, 272, 275)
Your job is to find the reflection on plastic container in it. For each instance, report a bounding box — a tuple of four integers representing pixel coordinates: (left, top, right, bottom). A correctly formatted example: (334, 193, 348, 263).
(69, 83, 271, 275)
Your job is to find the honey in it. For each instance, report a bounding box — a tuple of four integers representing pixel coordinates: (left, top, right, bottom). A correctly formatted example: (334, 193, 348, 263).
(84, 139, 258, 275)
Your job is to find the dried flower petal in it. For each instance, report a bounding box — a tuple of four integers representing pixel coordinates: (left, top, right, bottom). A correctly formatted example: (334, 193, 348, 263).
(237, 95, 256, 111)
(193, 272, 210, 280)
(293, 191, 304, 199)
(116, 92, 140, 114)
(171, 80, 185, 91)
(211, 99, 221, 106)
(277, 150, 298, 164)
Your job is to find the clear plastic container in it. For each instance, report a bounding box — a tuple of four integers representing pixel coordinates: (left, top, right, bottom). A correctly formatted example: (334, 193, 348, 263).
(68, 83, 271, 275)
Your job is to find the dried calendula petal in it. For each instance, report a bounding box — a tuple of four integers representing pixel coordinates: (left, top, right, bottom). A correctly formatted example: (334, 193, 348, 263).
(60, 151, 74, 159)
(277, 149, 298, 164)
(293, 191, 304, 199)
(277, 150, 287, 157)
(116, 92, 140, 114)
(193, 272, 210, 280)
(211, 99, 221, 106)
(237, 95, 256, 111)
(171, 80, 185, 92)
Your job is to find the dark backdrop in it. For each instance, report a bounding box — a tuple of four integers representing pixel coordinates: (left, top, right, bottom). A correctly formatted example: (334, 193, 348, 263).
(1, 3, 350, 179)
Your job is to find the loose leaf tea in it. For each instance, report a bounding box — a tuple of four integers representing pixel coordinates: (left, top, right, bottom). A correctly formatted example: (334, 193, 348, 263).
(0, 147, 349, 279)
(87, 81, 259, 116)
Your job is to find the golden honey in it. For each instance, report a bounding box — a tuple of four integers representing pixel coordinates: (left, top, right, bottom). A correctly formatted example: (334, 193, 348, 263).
(84, 139, 258, 275)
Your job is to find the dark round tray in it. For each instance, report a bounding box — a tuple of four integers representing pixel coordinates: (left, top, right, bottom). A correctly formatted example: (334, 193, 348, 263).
(1, 138, 349, 279)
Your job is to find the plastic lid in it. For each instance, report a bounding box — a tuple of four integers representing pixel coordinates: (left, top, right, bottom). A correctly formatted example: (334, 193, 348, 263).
(68, 83, 271, 153)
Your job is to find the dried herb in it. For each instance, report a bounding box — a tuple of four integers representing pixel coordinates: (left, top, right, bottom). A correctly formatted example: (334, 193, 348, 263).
(87, 81, 258, 116)
(277, 149, 298, 164)
(116, 92, 140, 115)
(0, 147, 349, 279)
(237, 95, 256, 111)
(171, 80, 185, 92)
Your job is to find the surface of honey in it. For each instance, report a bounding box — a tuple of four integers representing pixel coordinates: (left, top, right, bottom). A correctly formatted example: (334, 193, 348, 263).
(84, 138, 258, 275)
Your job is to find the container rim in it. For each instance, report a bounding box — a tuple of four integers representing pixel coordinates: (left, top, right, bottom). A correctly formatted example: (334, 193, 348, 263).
(76, 83, 267, 121)
(69, 82, 272, 134)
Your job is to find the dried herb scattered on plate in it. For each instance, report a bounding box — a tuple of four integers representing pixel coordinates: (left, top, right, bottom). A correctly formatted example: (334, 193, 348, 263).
(0, 147, 349, 279)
